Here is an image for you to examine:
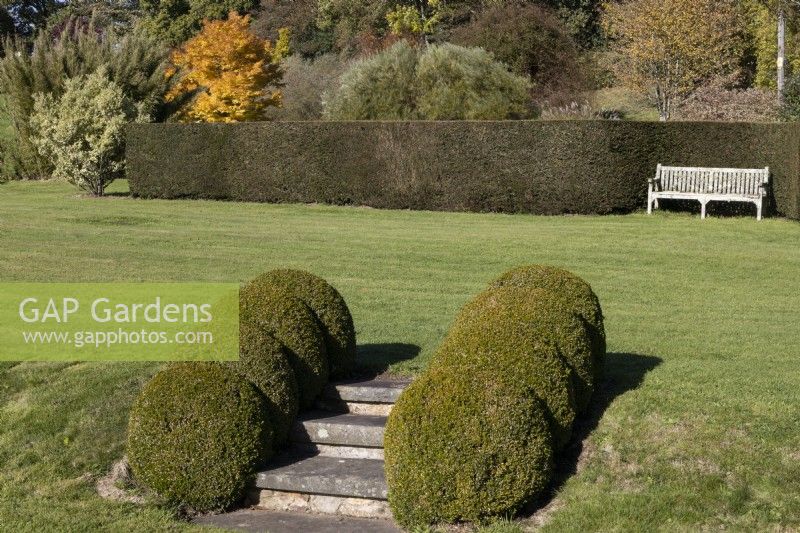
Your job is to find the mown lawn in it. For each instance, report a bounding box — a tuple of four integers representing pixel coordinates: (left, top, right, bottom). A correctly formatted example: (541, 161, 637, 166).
(1, 180, 799, 531)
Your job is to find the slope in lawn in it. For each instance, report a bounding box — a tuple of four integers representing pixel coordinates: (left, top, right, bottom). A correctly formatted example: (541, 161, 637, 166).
(0, 180, 798, 530)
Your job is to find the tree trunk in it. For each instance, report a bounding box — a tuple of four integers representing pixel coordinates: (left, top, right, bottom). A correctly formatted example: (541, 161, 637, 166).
(419, 0, 429, 45)
(778, 7, 786, 104)
(656, 85, 670, 121)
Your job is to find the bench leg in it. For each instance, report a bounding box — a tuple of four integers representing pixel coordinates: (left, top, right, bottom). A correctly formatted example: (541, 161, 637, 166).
(757, 200, 763, 221)
(700, 200, 707, 220)
(648, 196, 659, 214)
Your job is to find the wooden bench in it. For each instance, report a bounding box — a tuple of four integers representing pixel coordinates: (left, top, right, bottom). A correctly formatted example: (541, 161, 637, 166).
(647, 165, 769, 220)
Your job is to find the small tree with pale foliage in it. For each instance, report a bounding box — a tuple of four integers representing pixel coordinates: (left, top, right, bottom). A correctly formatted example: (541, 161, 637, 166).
(386, 0, 443, 40)
(603, 0, 743, 121)
(30, 68, 146, 196)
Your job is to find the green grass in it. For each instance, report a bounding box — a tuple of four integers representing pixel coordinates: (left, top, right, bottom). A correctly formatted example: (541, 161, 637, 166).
(588, 86, 660, 121)
(1, 180, 799, 531)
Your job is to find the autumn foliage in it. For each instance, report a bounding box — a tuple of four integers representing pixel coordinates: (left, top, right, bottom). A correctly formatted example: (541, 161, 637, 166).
(603, 0, 742, 120)
(166, 12, 288, 122)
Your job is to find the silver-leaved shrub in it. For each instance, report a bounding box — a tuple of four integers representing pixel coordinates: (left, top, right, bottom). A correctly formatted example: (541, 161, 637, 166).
(30, 67, 148, 196)
(323, 41, 532, 120)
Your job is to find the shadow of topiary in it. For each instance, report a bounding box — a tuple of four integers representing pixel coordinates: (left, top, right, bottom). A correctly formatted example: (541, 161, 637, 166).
(520, 351, 663, 516)
(354, 343, 421, 378)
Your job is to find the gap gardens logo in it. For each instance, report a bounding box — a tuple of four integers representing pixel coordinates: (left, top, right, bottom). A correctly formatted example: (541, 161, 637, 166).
(0, 283, 239, 361)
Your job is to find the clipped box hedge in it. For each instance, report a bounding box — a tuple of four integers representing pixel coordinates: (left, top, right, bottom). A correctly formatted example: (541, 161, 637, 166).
(239, 280, 329, 409)
(254, 269, 357, 379)
(490, 264, 605, 387)
(384, 366, 554, 527)
(128, 363, 271, 511)
(127, 120, 800, 219)
(228, 322, 299, 446)
(432, 286, 585, 449)
(385, 265, 605, 526)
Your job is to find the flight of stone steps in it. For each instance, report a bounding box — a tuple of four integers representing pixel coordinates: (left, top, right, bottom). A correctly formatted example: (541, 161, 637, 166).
(251, 378, 411, 519)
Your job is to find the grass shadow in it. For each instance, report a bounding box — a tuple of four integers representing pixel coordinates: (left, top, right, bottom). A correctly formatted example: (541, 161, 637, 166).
(521, 351, 663, 516)
(354, 343, 421, 378)
(73, 215, 155, 226)
(656, 198, 758, 219)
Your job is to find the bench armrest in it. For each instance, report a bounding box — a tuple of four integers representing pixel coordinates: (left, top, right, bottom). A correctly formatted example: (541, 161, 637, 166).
(648, 176, 661, 184)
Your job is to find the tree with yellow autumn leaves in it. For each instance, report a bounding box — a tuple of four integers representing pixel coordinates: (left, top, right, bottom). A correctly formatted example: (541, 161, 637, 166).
(166, 12, 289, 122)
(603, 0, 743, 121)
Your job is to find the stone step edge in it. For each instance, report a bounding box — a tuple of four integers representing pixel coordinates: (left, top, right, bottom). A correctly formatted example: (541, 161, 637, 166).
(321, 379, 411, 404)
(315, 397, 393, 417)
(250, 489, 391, 519)
(256, 455, 387, 500)
(291, 412, 387, 448)
(294, 442, 385, 460)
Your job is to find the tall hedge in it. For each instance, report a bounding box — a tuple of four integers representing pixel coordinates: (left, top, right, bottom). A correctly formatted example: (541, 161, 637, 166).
(127, 121, 800, 219)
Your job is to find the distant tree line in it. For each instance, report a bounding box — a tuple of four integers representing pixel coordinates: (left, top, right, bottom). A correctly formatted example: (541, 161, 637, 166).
(2, 0, 800, 189)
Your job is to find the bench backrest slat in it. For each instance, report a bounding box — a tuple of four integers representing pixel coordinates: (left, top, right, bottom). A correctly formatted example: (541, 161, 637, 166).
(657, 166, 768, 197)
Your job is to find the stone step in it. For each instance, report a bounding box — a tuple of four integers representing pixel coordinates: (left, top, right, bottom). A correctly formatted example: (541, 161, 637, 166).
(252, 378, 409, 519)
(315, 397, 393, 416)
(197, 508, 401, 532)
(321, 379, 410, 404)
(251, 490, 392, 519)
(295, 442, 384, 460)
(290, 412, 386, 448)
(256, 454, 388, 500)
